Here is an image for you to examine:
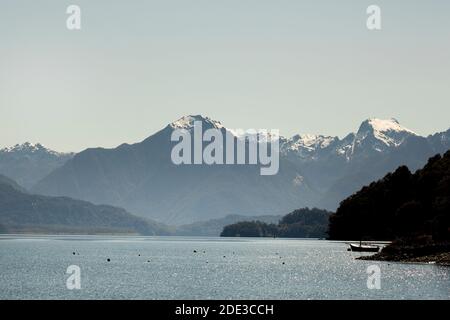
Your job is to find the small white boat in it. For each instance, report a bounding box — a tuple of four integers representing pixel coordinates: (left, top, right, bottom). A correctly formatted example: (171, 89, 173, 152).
(348, 242, 380, 252)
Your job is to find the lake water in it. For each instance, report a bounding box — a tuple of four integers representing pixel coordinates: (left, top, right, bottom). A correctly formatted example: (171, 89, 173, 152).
(0, 235, 448, 300)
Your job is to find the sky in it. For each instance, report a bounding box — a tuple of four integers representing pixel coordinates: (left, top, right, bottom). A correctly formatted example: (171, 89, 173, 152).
(1, 0, 449, 152)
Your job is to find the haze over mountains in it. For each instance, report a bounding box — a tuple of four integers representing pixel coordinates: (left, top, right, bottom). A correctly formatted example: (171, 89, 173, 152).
(32, 116, 314, 225)
(2, 116, 449, 225)
(0, 174, 169, 235)
(0, 143, 73, 189)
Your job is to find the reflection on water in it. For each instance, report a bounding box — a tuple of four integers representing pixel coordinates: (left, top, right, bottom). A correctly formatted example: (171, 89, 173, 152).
(0, 235, 448, 300)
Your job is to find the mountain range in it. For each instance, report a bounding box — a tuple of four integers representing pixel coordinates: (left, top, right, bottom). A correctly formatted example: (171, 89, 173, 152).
(0, 174, 169, 235)
(0, 143, 73, 189)
(2, 116, 449, 225)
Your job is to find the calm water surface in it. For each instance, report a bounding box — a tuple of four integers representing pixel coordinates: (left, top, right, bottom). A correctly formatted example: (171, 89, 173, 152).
(0, 235, 448, 300)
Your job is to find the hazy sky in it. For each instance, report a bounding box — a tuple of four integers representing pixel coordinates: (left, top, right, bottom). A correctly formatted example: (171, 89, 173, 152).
(1, 0, 449, 152)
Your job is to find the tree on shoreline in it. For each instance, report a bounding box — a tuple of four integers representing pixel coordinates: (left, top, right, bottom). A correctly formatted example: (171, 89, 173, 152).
(328, 151, 450, 241)
(220, 208, 331, 238)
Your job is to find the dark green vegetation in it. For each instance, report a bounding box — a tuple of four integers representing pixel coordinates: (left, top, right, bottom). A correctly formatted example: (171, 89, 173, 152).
(0, 174, 169, 235)
(221, 221, 279, 237)
(328, 151, 450, 264)
(358, 236, 450, 265)
(175, 214, 282, 236)
(220, 208, 331, 238)
(328, 151, 450, 241)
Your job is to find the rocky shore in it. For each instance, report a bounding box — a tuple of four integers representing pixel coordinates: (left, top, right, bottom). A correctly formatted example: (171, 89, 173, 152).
(358, 238, 450, 266)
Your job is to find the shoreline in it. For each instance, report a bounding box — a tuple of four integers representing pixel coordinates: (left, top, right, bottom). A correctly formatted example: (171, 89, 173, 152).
(357, 240, 450, 266)
(358, 251, 450, 266)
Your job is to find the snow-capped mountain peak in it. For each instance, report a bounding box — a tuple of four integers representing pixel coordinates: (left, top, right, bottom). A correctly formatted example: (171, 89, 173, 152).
(169, 115, 225, 130)
(292, 134, 336, 149)
(168, 115, 280, 141)
(0, 142, 69, 156)
(0, 143, 74, 189)
(355, 118, 416, 149)
(281, 118, 421, 161)
(367, 118, 415, 135)
(280, 134, 339, 160)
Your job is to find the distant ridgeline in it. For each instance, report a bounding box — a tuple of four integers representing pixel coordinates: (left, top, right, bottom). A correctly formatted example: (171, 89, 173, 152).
(0, 174, 169, 235)
(328, 151, 450, 241)
(220, 208, 331, 238)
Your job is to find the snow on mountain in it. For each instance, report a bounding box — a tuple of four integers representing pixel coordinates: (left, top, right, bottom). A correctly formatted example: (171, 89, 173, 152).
(0, 143, 73, 189)
(169, 115, 225, 131)
(368, 118, 415, 136)
(32, 118, 317, 225)
(23, 115, 450, 224)
(169, 115, 282, 143)
(354, 118, 416, 148)
(281, 134, 338, 160)
(282, 118, 418, 161)
(166, 116, 426, 162)
(0, 142, 70, 157)
(427, 128, 450, 154)
(335, 133, 356, 160)
(284, 134, 337, 151)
